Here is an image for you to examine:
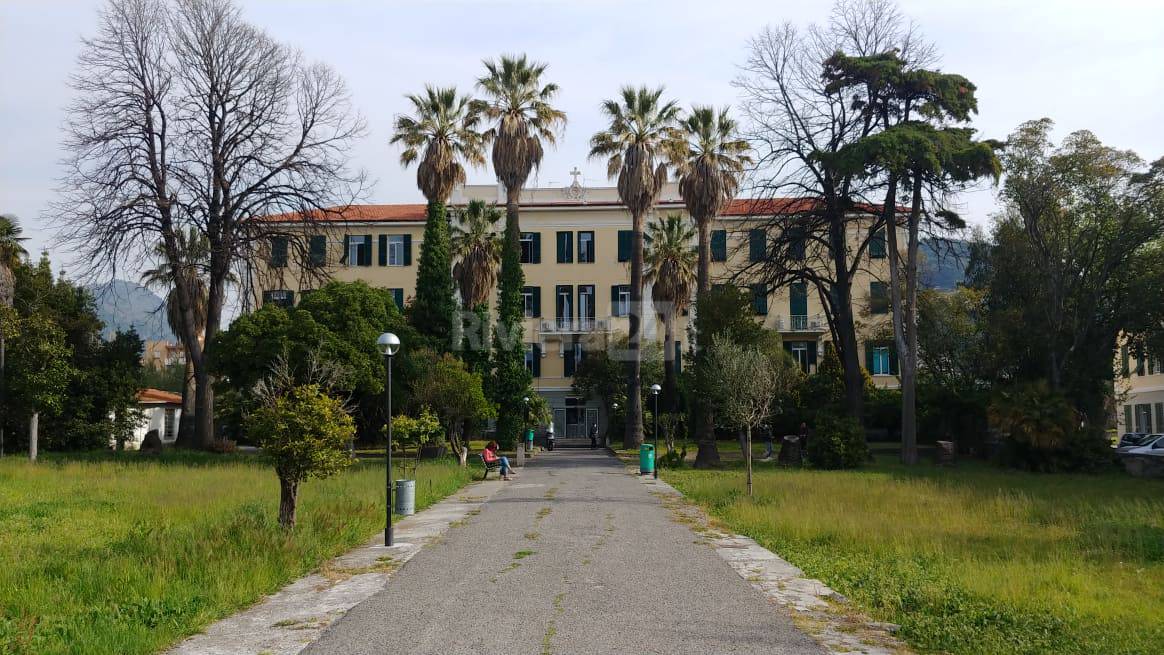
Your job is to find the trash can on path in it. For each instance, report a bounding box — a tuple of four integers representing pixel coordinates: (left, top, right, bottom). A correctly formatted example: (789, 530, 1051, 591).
(639, 443, 655, 476)
(525, 428, 535, 456)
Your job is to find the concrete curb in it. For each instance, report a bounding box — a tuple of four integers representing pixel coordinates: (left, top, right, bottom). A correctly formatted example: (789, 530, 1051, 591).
(165, 478, 506, 655)
(632, 469, 913, 655)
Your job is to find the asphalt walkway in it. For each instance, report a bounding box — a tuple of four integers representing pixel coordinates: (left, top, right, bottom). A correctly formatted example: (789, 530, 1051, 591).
(303, 449, 824, 655)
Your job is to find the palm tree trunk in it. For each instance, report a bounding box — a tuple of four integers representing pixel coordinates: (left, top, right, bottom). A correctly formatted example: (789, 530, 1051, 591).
(663, 311, 678, 413)
(625, 209, 645, 449)
(176, 357, 196, 447)
(693, 217, 720, 468)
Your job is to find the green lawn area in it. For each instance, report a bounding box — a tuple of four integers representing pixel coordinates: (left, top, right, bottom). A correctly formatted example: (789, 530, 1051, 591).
(0, 452, 473, 655)
(665, 457, 1164, 654)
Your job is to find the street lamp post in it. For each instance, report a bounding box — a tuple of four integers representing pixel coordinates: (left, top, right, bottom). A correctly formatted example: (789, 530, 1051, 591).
(610, 402, 619, 448)
(377, 332, 401, 547)
(650, 384, 661, 479)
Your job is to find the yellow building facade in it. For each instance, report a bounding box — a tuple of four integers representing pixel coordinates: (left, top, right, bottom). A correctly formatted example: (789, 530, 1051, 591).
(252, 181, 899, 438)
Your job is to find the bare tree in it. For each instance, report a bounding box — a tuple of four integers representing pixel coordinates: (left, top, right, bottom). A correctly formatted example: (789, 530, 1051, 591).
(733, 0, 932, 421)
(56, 0, 366, 448)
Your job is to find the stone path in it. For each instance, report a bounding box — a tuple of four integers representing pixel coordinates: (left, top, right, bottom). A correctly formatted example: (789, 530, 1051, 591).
(303, 449, 825, 655)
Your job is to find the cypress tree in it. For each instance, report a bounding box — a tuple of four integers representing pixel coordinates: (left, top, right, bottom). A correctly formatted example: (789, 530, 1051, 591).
(491, 220, 530, 448)
(409, 200, 456, 349)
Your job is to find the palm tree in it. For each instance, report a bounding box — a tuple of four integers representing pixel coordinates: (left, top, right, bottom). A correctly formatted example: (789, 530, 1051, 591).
(0, 214, 27, 457)
(476, 54, 566, 445)
(589, 85, 684, 448)
(451, 199, 503, 310)
(451, 199, 503, 363)
(141, 228, 208, 448)
(391, 86, 486, 347)
(644, 213, 696, 414)
(673, 106, 751, 467)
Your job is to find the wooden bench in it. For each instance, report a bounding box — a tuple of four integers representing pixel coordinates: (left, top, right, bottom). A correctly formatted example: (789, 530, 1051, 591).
(479, 453, 501, 480)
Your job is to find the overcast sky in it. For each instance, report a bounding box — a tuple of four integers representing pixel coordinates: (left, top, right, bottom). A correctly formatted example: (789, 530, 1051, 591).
(2, 0, 1163, 279)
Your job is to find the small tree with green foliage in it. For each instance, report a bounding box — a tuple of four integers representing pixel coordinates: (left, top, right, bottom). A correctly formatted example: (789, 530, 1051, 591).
(805, 413, 868, 470)
(246, 384, 355, 528)
(391, 408, 442, 481)
(409, 349, 495, 463)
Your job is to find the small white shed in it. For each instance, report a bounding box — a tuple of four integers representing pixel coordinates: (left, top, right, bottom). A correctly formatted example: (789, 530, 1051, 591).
(121, 388, 183, 449)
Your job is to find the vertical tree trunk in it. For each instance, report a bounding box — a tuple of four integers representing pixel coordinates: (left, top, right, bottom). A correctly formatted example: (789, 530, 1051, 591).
(175, 357, 196, 448)
(884, 177, 922, 465)
(745, 425, 753, 497)
(193, 363, 214, 449)
(28, 412, 38, 462)
(625, 209, 645, 449)
(830, 211, 865, 422)
(662, 312, 677, 413)
(0, 333, 6, 457)
(693, 217, 720, 468)
(278, 476, 299, 529)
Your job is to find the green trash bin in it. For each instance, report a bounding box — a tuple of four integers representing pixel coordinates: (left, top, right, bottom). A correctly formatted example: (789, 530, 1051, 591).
(526, 428, 535, 454)
(639, 443, 655, 476)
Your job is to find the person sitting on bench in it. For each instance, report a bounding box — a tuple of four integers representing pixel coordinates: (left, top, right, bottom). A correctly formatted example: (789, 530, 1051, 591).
(483, 441, 515, 481)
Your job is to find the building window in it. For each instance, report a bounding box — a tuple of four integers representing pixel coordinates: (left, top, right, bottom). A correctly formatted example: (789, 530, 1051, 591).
(790, 227, 806, 261)
(612, 284, 630, 317)
(262, 289, 294, 309)
(388, 288, 404, 309)
(270, 236, 288, 268)
(790, 343, 809, 372)
(578, 285, 595, 329)
(308, 235, 327, 267)
(522, 286, 540, 318)
(870, 281, 889, 314)
(557, 231, 574, 263)
(556, 285, 573, 329)
(386, 235, 406, 266)
(749, 228, 765, 262)
(525, 343, 541, 377)
(520, 232, 541, 264)
(869, 228, 887, 259)
(564, 341, 583, 377)
(872, 346, 891, 375)
(1135, 403, 1153, 433)
(617, 230, 632, 263)
(163, 408, 176, 441)
(711, 230, 727, 262)
(750, 283, 768, 315)
(578, 231, 595, 263)
(345, 235, 372, 267)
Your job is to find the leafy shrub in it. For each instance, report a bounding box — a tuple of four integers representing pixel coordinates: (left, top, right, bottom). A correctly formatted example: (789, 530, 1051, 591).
(988, 381, 1111, 472)
(806, 413, 868, 469)
(390, 408, 443, 480)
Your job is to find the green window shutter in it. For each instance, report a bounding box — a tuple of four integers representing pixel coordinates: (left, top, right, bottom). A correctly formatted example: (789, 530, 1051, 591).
(807, 342, 818, 368)
(1156, 403, 1164, 433)
(270, 236, 288, 267)
(870, 228, 887, 259)
(309, 235, 327, 267)
(1136, 352, 1146, 376)
(388, 288, 404, 309)
(870, 281, 889, 314)
(531, 286, 541, 317)
(1124, 405, 1133, 431)
(674, 340, 682, 374)
(790, 282, 808, 316)
(564, 344, 576, 377)
(532, 344, 541, 378)
(865, 342, 874, 372)
(361, 235, 372, 266)
(888, 340, 899, 375)
(530, 232, 541, 264)
(618, 230, 632, 262)
(403, 234, 412, 265)
(379, 235, 388, 266)
(341, 235, 350, 265)
(711, 230, 727, 262)
(750, 284, 767, 315)
(749, 228, 765, 262)
(790, 227, 806, 260)
(557, 231, 573, 263)
(1121, 345, 1130, 376)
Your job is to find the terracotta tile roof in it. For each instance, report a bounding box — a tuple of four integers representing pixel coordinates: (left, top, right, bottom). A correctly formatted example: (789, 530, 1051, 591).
(137, 388, 183, 405)
(260, 198, 889, 223)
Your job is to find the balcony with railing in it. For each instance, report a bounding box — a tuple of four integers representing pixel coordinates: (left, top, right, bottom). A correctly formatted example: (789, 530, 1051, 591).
(774, 313, 827, 333)
(538, 318, 612, 335)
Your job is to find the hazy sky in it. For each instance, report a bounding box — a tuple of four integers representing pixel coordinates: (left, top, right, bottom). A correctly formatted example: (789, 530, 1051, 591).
(2, 0, 1163, 277)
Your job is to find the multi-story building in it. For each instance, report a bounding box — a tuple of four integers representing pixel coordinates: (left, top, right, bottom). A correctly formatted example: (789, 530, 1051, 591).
(252, 179, 899, 438)
(142, 340, 186, 370)
(1116, 345, 1164, 435)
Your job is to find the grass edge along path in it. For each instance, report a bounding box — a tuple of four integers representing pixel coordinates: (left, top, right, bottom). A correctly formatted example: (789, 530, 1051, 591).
(0, 452, 473, 655)
(664, 458, 1164, 655)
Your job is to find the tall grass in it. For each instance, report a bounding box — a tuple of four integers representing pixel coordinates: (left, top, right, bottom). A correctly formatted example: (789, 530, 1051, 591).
(0, 452, 472, 655)
(667, 459, 1164, 654)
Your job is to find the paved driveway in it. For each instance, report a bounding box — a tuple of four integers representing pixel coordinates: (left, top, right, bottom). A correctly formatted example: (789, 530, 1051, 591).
(304, 449, 824, 654)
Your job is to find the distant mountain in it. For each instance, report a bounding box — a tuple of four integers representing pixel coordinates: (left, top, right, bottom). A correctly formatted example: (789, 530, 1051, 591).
(919, 238, 972, 290)
(87, 279, 174, 341)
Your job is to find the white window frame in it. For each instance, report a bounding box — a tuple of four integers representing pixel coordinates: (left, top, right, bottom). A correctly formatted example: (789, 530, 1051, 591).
(615, 287, 630, 317)
(524, 344, 536, 374)
(872, 346, 891, 376)
(578, 231, 594, 263)
(522, 289, 536, 318)
(790, 343, 808, 370)
(520, 233, 535, 264)
(347, 235, 370, 267)
(387, 235, 405, 266)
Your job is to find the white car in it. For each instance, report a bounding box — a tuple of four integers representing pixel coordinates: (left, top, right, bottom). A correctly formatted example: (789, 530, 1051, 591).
(1123, 434, 1164, 456)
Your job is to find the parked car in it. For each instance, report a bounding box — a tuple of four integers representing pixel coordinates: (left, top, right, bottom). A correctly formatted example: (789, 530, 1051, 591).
(1116, 432, 1151, 451)
(1123, 434, 1164, 457)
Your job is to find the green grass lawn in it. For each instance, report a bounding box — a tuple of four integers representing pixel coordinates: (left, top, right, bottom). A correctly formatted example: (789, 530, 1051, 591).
(0, 452, 473, 655)
(664, 457, 1164, 654)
